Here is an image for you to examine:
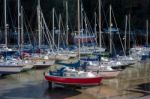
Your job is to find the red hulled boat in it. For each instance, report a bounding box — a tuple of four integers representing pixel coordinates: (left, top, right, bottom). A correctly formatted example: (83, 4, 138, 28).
(44, 67, 103, 86)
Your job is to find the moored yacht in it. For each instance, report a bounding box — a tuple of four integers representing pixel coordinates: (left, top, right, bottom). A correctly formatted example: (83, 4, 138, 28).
(44, 67, 103, 87)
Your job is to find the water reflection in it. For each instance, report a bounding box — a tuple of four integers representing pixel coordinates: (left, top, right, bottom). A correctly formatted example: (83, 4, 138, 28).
(44, 87, 81, 99)
(126, 83, 150, 98)
(0, 81, 47, 99)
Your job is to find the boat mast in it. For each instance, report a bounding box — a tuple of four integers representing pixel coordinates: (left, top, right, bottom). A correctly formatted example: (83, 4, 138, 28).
(52, 8, 55, 48)
(124, 15, 128, 54)
(94, 12, 98, 45)
(98, 0, 102, 48)
(77, 0, 80, 59)
(81, 3, 83, 46)
(21, 6, 24, 50)
(85, 15, 87, 44)
(18, 0, 21, 48)
(37, 0, 41, 48)
(4, 0, 7, 46)
(58, 14, 61, 51)
(146, 19, 149, 45)
(66, 1, 69, 46)
(109, 5, 112, 54)
(128, 14, 131, 49)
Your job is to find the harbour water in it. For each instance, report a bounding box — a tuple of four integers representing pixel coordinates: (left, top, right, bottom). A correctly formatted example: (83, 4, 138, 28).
(0, 60, 150, 99)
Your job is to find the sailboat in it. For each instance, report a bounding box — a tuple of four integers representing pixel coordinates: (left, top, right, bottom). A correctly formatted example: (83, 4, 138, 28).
(57, 3, 78, 58)
(51, 6, 77, 60)
(44, 0, 103, 87)
(102, 6, 135, 69)
(0, 0, 25, 75)
(114, 15, 137, 65)
(128, 16, 149, 61)
(79, 0, 106, 58)
(44, 66, 103, 86)
(86, 61, 121, 78)
(31, 0, 55, 68)
(0, 0, 17, 53)
(83, 4, 125, 78)
(94, 0, 106, 53)
(44, 8, 72, 61)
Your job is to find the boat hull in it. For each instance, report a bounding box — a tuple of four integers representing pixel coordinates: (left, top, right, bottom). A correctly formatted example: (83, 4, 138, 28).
(0, 66, 23, 74)
(95, 71, 120, 78)
(111, 64, 130, 70)
(45, 73, 103, 86)
(33, 60, 55, 69)
(22, 64, 34, 71)
(86, 65, 121, 78)
(49, 55, 70, 61)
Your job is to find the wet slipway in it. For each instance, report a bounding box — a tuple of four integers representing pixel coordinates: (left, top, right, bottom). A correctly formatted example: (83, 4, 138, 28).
(0, 59, 150, 99)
